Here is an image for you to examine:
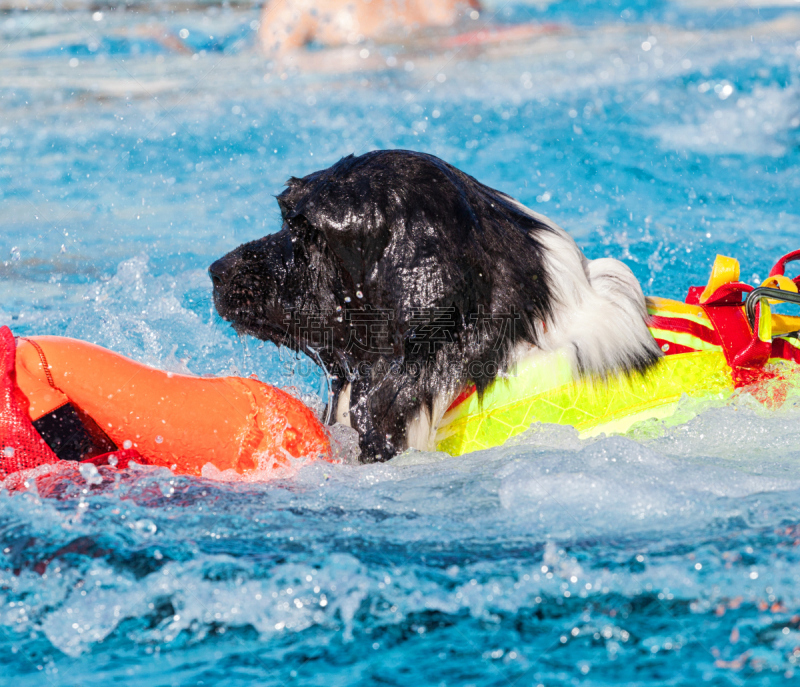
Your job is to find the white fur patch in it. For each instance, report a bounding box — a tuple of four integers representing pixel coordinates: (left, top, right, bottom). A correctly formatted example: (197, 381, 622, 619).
(405, 392, 449, 452)
(335, 382, 352, 427)
(507, 199, 660, 378)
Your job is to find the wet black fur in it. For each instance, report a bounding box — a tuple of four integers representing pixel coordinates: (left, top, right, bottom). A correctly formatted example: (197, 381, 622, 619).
(210, 150, 570, 462)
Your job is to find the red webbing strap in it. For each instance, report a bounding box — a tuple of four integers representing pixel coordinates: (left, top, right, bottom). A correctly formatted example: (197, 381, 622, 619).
(700, 303, 752, 366)
(698, 282, 772, 384)
(648, 314, 720, 346)
(769, 249, 800, 284)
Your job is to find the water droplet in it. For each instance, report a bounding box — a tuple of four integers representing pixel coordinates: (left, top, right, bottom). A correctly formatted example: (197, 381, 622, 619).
(123, 440, 132, 449)
(155, 435, 164, 444)
(344, 297, 351, 303)
(356, 291, 363, 299)
(135, 519, 157, 535)
(78, 462, 103, 486)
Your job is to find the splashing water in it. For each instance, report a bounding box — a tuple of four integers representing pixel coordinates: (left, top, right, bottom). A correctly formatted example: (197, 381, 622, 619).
(3, 1, 800, 684)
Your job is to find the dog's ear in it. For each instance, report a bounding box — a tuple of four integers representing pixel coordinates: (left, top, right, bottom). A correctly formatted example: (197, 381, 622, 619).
(276, 176, 303, 218)
(276, 159, 393, 284)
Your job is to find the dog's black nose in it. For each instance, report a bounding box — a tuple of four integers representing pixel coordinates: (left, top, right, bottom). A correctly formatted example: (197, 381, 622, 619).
(208, 257, 233, 288)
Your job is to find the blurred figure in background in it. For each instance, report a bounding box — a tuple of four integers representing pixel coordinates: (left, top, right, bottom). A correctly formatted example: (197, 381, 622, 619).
(260, 0, 482, 56)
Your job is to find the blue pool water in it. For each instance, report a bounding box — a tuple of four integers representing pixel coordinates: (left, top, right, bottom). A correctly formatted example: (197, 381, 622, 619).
(3, 1, 800, 684)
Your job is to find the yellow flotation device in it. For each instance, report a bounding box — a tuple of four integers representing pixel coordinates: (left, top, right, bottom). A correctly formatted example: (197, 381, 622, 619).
(436, 252, 800, 456)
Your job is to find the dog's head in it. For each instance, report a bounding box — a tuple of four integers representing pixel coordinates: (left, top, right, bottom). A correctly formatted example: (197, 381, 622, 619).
(210, 150, 554, 377)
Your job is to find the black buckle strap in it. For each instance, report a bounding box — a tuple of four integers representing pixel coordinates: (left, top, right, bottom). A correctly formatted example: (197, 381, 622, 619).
(745, 287, 800, 329)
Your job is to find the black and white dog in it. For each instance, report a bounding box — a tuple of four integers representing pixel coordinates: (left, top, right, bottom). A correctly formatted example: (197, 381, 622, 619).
(209, 150, 661, 462)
